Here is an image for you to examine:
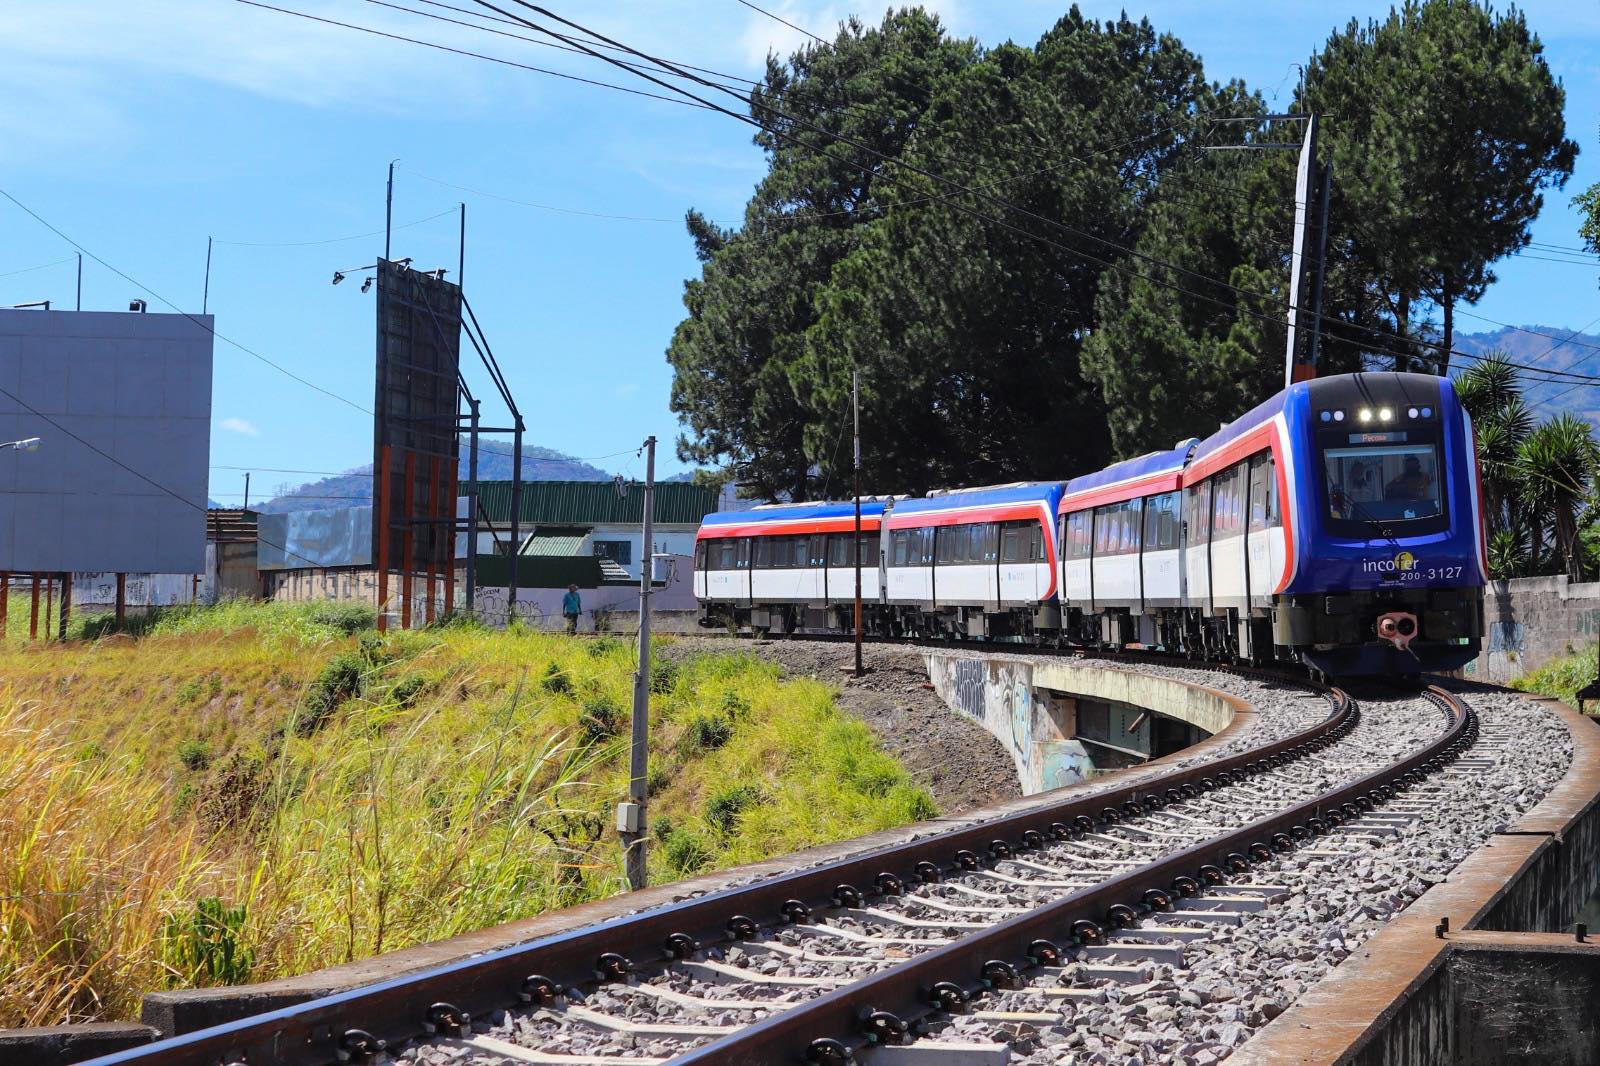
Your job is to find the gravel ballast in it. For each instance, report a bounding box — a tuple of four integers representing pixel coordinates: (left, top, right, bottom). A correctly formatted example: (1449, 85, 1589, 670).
(387, 657, 1570, 1066)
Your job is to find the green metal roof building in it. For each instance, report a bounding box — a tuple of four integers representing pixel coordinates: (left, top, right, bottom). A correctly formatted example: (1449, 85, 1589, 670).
(465, 480, 719, 588)
(468, 480, 719, 527)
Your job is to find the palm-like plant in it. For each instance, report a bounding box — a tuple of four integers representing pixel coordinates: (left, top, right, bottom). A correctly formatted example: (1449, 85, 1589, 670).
(1456, 352, 1532, 537)
(1487, 528, 1529, 581)
(1515, 414, 1600, 582)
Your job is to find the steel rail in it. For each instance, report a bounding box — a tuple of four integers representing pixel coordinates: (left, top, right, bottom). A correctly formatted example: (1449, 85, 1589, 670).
(80, 667, 1349, 1066)
(677, 686, 1476, 1065)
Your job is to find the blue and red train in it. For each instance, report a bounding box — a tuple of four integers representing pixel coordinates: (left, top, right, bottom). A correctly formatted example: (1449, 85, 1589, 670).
(692, 372, 1488, 676)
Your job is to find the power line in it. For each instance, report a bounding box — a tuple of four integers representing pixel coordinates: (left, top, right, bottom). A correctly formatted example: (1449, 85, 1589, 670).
(734, 0, 826, 45)
(234, 0, 719, 111)
(0, 185, 376, 415)
(0, 381, 338, 570)
(211, 465, 374, 476)
(386, 0, 1257, 238)
(0, 256, 75, 280)
(212, 207, 457, 248)
(525, 4, 1600, 390)
(364, 0, 762, 98)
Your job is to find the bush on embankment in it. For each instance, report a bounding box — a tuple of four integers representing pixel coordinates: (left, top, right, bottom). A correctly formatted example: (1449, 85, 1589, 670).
(0, 601, 935, 1026)
(1512, 644, 1600, 707)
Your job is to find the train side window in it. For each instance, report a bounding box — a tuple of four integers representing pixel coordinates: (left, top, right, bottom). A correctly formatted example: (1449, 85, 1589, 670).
(937, 526, 956, 564)
(1029, 521, 1043, 561)
(1001, 524, 1022, 563)
(753, 537, 771, 568)
(1264, 453, 1280, 528)
(1248, 453, 1270, 532)
(828, 535, 844, 568)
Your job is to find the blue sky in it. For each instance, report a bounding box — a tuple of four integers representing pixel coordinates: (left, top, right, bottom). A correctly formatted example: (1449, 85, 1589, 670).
(1, 1, 1596, 500)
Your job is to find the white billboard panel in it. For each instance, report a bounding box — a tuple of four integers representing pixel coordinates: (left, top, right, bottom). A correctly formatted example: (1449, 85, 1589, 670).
(0, 308, 213, 573)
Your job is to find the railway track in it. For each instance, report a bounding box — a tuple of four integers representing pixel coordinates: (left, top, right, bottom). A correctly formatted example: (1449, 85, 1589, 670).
(85, 668, 1477, 1066)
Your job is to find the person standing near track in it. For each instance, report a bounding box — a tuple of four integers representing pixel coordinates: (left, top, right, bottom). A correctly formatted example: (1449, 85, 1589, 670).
(562, 583, 582, 635)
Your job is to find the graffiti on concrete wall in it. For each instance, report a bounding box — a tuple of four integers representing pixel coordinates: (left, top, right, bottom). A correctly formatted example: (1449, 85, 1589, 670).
(1487, 621, 1526, 654)
(928, 654, 1092, 795)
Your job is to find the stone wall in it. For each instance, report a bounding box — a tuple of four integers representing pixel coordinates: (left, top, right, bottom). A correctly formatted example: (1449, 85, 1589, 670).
(1462, 576, 1600, 685)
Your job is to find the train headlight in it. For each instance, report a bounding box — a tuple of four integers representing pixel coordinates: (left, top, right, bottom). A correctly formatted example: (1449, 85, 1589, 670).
(1333, 410, 1345, 422)
(1407, 407, 1419, 419)
(1378, 407, 1393, 422)
(1357, 409, 1373, 423)
(1421, 406, 1432, 418)
(1320, 411, 1331, 423)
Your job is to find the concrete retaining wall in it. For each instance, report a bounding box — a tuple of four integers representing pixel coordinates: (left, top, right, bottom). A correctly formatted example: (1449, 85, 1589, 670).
(1234, 696, 1600, 1065)
(922, 652, 1237, 794)
(1464, 576, 1600, 685)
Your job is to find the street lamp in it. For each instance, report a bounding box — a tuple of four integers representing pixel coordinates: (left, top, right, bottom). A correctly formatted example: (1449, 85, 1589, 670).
(1, 437, 41, 452)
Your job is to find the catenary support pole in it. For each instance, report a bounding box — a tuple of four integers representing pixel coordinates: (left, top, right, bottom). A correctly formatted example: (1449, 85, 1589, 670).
(76, 253, 82, 311)
(622, 435, 656, 891)
(201, 241, 210, 315)
(243, 472, 250, 511)
(853, 371, 863, 677)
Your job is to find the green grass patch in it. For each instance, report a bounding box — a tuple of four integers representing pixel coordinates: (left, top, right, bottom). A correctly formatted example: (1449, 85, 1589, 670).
(0, 602, 937, 1026)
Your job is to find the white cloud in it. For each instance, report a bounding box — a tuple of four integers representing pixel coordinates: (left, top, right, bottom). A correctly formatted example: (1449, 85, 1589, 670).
(219, 417, 260, 436)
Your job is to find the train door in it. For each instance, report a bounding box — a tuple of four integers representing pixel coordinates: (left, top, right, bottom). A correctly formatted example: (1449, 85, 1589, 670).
(1184, 481, 1212, 610)
(737, 537, 752, 605)
(1247, 453, 1277, 601)
(978, 523, 1000, 609)
(1210, 463, 1248, 609)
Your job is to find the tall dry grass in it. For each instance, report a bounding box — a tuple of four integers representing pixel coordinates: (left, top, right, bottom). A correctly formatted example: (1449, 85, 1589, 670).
(0, 603, 936, 1025)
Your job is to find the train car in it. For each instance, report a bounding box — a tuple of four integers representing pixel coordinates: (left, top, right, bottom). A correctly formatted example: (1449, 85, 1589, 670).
(1060, 371, 1486, 674)
(1058, 440, 1199, 649)
(693, 498, 888, 635)
(694, 482, 1063, 639)
(882, 482, 1064, 639)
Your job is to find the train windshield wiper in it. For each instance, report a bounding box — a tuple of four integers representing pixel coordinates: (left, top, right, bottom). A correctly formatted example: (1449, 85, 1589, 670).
(1345, 498, 1399, 548)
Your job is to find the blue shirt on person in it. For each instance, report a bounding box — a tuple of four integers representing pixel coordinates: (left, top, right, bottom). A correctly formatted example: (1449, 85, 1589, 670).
(562, 589, 581, 616)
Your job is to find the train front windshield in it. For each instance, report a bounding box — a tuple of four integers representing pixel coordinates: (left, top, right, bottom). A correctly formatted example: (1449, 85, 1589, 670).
(1316, 418, 1450, 538)
(1324, 440, 1443, 522)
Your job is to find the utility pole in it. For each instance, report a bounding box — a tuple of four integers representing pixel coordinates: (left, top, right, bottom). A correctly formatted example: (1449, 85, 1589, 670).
(852, 372, 864, 677)
(243, 471, 250, 510)
(621, 435, 656, 891)
(465, 397, 480, 616)
(76, 254, 82, 312)
(385, 160, 397, 262)
(201, 240, 210, 315)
